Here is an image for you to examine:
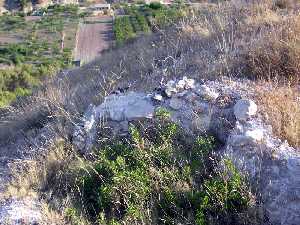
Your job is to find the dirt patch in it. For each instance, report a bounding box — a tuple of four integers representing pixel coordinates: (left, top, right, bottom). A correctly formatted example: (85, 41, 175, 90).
(74, 16, 114, 64)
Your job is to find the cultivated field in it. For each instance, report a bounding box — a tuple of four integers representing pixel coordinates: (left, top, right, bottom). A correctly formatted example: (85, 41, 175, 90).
(74, 16, 113, 64)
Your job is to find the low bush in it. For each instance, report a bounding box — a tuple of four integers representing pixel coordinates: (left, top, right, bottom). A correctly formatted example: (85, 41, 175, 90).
(149, 2, 163, 10)
(58, 111, 257, 224)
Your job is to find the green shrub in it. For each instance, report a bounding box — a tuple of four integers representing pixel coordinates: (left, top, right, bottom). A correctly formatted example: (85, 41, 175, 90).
(64, 115, 254, 224)
(149, 2, 163, 10)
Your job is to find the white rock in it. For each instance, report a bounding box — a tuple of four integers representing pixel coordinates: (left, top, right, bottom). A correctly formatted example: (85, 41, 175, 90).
(109, 108, 125, 121)
(234, 99, 257, 121)
(153, 94, 163, 101)
(195, 85, 219, 100)
(169, 98, 184, 110)
(184, 77, 195, 89)
(124, 99, 154, 119)
(228, 129, 263, 147)
(244, 129, 264, 143)
(176, 79, 186, 90)
(96, 92, 155, 121)
(165, 87, 178, 97)
(228, 134, 252, 147)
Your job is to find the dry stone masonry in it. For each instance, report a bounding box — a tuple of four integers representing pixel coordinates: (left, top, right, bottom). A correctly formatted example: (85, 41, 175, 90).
(74, 76, 300, 225)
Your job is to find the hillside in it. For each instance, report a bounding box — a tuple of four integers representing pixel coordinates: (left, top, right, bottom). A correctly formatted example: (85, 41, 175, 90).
(0, 0, 299, 225)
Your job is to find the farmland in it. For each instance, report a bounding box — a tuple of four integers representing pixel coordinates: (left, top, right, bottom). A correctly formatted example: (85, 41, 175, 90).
(0, 2, 188, 107)
(0, 4, 80, 107)
(114, 2, 186, 45)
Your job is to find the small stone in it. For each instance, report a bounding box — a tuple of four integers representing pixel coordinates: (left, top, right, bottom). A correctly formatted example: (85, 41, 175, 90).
(195, 85, 219, 100)
(169, 98, 184, 110)
(153, 94, 163, 101)
(165, 87, 177, 97)
(245, 129, 264, 143)
(234, 99, 257, 121)
(176, 79, 186, 90)
(184, 78, 195, 89)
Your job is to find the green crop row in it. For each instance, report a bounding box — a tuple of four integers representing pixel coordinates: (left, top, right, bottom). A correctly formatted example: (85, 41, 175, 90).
(114, 16, 135, 45)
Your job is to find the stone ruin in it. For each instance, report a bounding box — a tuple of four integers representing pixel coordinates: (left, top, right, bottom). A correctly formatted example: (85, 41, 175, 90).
(73, 76, 300, 225)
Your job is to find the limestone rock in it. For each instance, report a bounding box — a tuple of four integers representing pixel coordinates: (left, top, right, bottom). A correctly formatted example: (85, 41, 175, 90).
(244, 129, 264, 143)
(176, 79, 186, 90)
(153, 94, 163, 101)
(234, 99, 257, 121)
(183, 77, 196, 89)
(99, 92, 155, 121)
(165, 80, 177, 97)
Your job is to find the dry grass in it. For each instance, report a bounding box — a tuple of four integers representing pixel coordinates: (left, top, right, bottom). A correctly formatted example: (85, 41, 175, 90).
(255, 84, 300, 147)
(3, 140, 88, 224)
(243, 14, 300, 82)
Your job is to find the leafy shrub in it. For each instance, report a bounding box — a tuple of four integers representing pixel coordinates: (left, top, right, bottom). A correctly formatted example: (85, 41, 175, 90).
(65, 114, 255, 224)
(149, 2, 163, 10)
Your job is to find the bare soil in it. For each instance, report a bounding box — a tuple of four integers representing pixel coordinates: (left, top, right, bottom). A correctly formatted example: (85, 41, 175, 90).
(74, 16, 114, 64)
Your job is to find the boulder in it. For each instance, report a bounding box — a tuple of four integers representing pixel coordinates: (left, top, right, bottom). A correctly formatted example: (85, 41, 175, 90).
(98, 92, 155, 121)
(234, 99, 257, 121)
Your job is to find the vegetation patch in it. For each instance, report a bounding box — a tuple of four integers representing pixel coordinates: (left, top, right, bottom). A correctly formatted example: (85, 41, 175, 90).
(113, 3, 186, 45)
(0, 4, 81, 107)
(11, 110, 260, 225)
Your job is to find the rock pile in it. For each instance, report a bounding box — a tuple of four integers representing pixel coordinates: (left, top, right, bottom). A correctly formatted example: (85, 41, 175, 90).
(73, 76, 300, 225)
